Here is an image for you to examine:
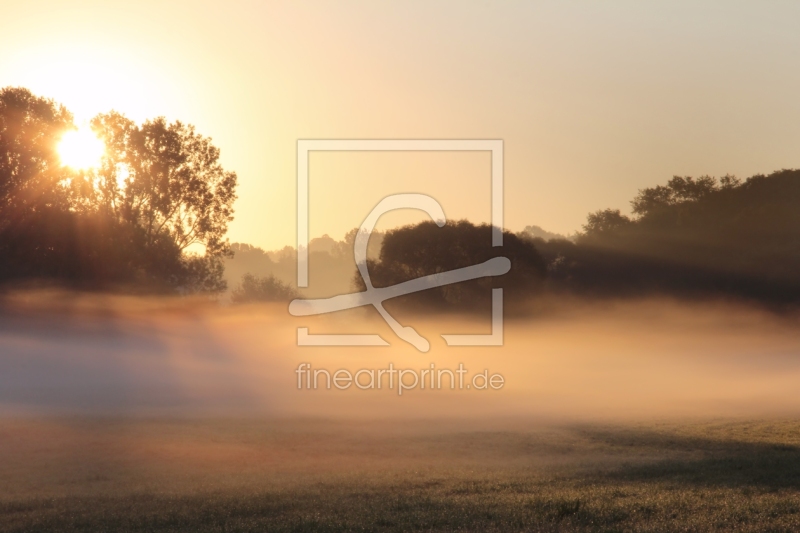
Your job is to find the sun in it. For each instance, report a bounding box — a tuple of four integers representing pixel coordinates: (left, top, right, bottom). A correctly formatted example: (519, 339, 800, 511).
(57, 128, 105, 170)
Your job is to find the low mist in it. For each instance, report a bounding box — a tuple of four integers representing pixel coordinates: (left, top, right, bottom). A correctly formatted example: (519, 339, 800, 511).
(2, 291, 799, 422)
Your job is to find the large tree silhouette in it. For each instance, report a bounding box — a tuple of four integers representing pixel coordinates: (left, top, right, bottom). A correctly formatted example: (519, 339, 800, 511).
(357, 220, 546, 309)
(0, 87, 77, 281)
(90, 113, 237, 258)
(0, 87, 237, 292)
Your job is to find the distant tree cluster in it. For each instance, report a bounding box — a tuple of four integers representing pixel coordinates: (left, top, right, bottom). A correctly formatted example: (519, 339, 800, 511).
(230, 273, 297, 303)
(0, 87, 237, 293)
(225, 230, 385, 300)
(530, 170, 800, 305)
(519, 224, 573, 242)
(357, 220, 547, 309)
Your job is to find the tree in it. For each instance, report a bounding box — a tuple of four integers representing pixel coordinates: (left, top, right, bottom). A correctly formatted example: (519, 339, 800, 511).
(357, 220, 546, 308)
(580, 209, 632, 239)
(87, 112, 238, 292)
(631, 175, 736, 217)
(0, 87, 238, 292)
(91, 112, 237, 258)
(0, 87, 73, 217)
(0, 87, 78, 281)
(231, 273, 297, 303)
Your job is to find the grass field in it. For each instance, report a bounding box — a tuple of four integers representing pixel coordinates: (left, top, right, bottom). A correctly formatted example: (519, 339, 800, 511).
(2, 417, 800, 532)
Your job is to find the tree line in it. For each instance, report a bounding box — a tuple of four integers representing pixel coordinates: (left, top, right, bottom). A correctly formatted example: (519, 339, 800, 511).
(532, 170, 800, 304)
(5, 87, 798, 306)
(233, 170, 800, 309)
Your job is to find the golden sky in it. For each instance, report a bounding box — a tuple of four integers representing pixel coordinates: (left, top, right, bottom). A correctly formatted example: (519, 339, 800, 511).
(2, 1, 799, 250)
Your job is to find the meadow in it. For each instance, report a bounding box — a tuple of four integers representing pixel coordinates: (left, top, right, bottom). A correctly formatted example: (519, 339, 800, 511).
(3, 417, 800, 532)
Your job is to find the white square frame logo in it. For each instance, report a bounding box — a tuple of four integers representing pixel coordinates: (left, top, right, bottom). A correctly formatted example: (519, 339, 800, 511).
(296, 139, 504, 348)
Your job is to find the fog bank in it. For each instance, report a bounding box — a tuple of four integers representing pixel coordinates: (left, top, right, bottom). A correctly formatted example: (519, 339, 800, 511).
(1, 292, 799, 421)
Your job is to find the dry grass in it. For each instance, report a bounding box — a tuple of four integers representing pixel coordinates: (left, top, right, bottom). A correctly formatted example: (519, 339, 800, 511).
(2, 417, 800, 532)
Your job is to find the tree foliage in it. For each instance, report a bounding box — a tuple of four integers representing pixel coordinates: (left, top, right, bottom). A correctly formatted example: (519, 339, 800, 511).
(0, 88, 72, 214)
(534, 170, 800, 305)
(91, 113, 237, 257)
(358, 220, 546, 308)
(631, 174, 741, 217)
(581, 209, 632, 238)
(231, 273, 297, 303)
(0, 87, 237, 293)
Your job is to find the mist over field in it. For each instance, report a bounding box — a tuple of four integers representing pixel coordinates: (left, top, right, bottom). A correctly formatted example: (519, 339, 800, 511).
(4, 293, 800, 531)
(2, 291, 799, 421)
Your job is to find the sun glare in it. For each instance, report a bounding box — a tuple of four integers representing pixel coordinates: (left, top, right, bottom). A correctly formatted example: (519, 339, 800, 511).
(57, 128, 105, 170)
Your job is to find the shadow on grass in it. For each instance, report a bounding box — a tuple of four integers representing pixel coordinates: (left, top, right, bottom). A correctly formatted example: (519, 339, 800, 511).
(576, 426, 800, 490)
(5, 424, 800, 532)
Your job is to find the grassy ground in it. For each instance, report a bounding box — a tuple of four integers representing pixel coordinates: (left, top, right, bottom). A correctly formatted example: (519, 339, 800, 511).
(2, 418, 800, 532)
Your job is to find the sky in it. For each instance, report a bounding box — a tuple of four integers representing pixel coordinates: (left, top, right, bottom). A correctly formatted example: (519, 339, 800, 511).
(2, 1, 799, 251)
